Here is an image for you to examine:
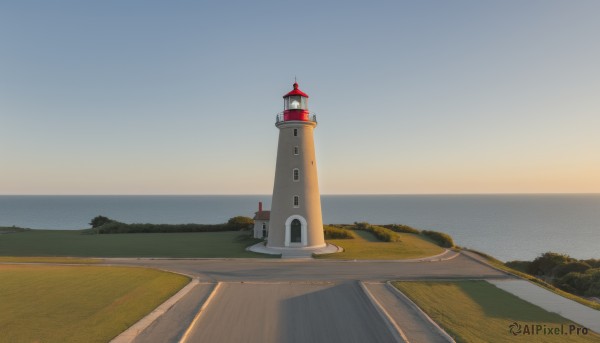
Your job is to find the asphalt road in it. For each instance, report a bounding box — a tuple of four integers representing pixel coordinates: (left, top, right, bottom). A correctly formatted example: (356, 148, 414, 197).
(109, 254, 510, 343)
(185, 281, 396, 343)
(132, 283, 215, 343)
(105, 253, 508, 282)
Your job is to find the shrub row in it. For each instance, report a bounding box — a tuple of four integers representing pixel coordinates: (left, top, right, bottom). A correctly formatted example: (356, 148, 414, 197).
(0, 226, 30, 232)
(323, 225, 355, 239)
(91, 215, 254, 234)
(353, 222, 401, 242)
(504, 260, 531, 273)
(421, 230, 454, 248)
(383, 224, 420, 234)
(506, 252, 600, 297)
(556, 268, 600, 297)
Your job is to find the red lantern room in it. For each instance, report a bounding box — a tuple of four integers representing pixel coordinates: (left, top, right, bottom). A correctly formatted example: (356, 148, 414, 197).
(282, 82, 311, 121)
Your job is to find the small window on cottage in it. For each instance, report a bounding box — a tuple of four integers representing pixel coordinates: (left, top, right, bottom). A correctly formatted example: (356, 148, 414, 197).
(294, 146, 299, 155)
(293, 129, 298, 136)
(293, 168, 299, 181)
(293, 195, 299, 207)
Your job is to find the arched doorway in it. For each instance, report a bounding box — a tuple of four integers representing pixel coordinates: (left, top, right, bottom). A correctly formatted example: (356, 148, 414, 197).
(284, 215, 308, 246)
(290, 219, 301, 243)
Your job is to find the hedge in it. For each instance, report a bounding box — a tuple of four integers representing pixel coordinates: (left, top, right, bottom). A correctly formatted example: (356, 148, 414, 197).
(383, 224, 420, 234)
(353, 222, 401, 242)
(421, 230, 454, 248)
(323, 225, 355, 239)
(93, 216, 254, 234)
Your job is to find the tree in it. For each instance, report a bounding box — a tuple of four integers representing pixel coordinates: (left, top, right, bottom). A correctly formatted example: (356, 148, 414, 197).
(226, 216, 254, 230)
(89, 216, 113, 228)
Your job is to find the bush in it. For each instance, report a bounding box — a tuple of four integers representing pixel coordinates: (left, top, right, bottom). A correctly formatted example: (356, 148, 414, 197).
(555, 270, 596, 296)
(353, 222, 401, 242)
(584, 259, 600, 268)
(354, 222, 370, 230)
(370, 225, 402, 242)
(552, 261, 591, 279)
(421, 230, 454, 248)
(383, 224, 420, 234)
(505, 260, 532, 274)
(225, 216, 254, 230)
(562, 268, 600, 297)
(505, 252, 600, 301)
(323, 225, 355, 239)
(586, 269, 600, 296)
(527, 252, 574, 277)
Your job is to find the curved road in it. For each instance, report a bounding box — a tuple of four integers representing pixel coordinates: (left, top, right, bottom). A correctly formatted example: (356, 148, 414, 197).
(106, 253, 507, 282)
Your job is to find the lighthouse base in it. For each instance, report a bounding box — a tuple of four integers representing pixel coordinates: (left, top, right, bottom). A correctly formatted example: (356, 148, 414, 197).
(247, 242, 342, 259)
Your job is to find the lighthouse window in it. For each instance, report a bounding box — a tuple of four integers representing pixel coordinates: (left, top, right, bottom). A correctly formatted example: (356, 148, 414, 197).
(293, 168, 299, 181)
(293, 195, 299, 207)
(293, 129, 298, 136)
(294, 146, 299, 155)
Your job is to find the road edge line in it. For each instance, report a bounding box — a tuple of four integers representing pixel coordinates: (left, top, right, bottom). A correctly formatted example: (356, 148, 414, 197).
(179, 281, 222, 343)
(359, 281, 409, 343)
(110, 278, 200, 343)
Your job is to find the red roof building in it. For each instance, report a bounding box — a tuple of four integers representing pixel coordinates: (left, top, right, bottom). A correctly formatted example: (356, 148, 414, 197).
(253, 202, 270, 239)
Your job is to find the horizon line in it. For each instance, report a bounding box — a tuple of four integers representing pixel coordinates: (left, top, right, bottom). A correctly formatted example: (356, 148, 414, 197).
(1, 192, 599, 196)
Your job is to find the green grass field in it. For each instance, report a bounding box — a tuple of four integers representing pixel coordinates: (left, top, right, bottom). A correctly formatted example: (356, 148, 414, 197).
(316, 230, 444, 260)
(0, 230, 270, 258)
(0, 264, 189, 343)
(393, 280, 599, 343)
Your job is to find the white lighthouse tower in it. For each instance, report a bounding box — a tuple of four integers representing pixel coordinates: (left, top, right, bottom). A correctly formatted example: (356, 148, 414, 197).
(249, 82, 338, 257)
(266, 82, 326, 249)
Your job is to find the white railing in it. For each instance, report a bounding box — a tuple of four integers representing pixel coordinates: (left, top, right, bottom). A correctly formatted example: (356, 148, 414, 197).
(275, 112, 317, 124)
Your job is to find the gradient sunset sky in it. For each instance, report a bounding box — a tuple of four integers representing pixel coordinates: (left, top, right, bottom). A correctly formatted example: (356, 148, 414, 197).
(1, 1, 599, 195)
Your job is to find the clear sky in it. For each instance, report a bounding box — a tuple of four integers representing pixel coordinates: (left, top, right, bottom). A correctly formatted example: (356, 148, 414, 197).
(1, 1, 599, 195)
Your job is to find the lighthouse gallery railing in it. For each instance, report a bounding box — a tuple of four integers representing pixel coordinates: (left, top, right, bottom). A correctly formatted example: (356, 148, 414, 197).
(275, 112, 317, 124)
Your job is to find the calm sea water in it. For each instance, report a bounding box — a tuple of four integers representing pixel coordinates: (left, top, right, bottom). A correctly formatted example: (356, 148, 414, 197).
(1, 195, 598, 261)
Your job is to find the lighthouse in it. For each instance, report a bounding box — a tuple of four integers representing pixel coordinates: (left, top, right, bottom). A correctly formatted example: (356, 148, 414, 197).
(266, 82, 326, 249)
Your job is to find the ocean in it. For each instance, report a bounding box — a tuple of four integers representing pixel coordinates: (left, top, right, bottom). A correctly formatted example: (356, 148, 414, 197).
(0, 194, 598, 262)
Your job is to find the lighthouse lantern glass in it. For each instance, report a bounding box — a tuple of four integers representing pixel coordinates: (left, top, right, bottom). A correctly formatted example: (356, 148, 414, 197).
(285, 96, 307, 110)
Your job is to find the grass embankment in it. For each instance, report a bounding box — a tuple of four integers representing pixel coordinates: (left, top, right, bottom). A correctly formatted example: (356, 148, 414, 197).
(317, 230, 444, 260)
(393, 280, 599, 343)
(0, 264, 189, 343)
(465, 249, 600, 311)
(0, 230, 270, 258)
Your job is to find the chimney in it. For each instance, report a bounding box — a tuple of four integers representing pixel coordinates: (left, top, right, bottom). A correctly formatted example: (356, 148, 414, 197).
(258, 201, 263, 212)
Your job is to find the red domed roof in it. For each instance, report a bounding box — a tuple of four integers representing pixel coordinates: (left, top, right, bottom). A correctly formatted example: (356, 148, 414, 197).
(283, 82, 309, 98)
